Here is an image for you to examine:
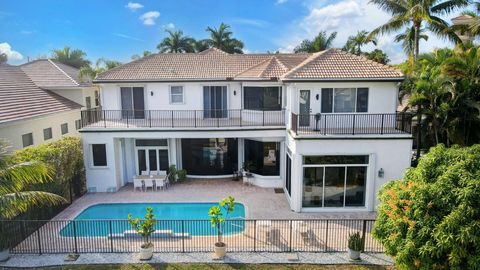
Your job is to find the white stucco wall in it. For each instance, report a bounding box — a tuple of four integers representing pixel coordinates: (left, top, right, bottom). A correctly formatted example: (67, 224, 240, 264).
(0, 110, 81, 151)
(285, 134, 412, 212)
(50, 87, 98, 108)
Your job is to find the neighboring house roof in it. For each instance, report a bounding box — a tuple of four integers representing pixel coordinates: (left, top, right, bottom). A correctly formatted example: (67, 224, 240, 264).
(20, 59, 92, 88)
(95, 48, 403, 82)
(0, 64, 82, 124)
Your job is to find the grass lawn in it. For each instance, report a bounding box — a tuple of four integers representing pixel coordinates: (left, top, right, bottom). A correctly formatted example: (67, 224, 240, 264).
(36, 264, 394, 270)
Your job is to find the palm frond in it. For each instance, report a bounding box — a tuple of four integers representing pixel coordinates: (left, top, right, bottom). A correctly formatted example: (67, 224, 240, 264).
(0, 191, 66, 219)
(0, 161, 52, 195)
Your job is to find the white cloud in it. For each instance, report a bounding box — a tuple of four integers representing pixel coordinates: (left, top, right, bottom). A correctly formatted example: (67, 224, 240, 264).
(163, 23, 175, 30)
(125, 2, 143, 11)
(277, 0, 454, 63)
(231, 18, 269, 28)
(276, 0, 288, 4)
(112, 33, 145, 42)
(20, 30, 33, 35)
(0, 42, 23, 62)
(139, 11, 160, 25)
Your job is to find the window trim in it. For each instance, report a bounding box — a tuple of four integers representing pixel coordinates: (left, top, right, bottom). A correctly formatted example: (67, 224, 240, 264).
(90, 144, 108, 168)
(321, 88, 369, 114)
(169, 85, 185, 104)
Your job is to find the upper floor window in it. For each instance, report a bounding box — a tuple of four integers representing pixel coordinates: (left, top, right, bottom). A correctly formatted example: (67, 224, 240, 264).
(75, 119, 82, 130)
(170, 86, 184, 104)
(22, 133, 33, 148)
(43, 127, 52, 140)
(94, 90, 100, 107)
(321, 88, 368, 113)
(244, 86, 281, 111)
(61, 123, 68, 135)
(85, 96, 92, 109)
(120, 87, 144, 119)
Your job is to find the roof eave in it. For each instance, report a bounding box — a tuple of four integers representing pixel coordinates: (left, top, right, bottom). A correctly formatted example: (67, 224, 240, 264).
(281, 77, 405, 82)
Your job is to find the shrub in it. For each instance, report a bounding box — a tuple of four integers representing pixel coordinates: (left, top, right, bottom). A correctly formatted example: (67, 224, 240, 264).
(13, 137, 86, 203)
(348, 232, 363, 251)
(373, 144, 480, 269)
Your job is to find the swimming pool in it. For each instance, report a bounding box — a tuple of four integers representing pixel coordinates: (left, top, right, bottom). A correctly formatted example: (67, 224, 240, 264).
(60, 202, 246, 237)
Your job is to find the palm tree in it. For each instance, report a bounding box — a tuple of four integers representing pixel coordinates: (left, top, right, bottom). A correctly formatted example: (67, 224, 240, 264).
(0, 140, 65, 219)
(0, 53, 7, 64)
(79, 58, 122, 80)
(52, 46, 90, 68)
(131, 51, 152, 60)
(157, 30, 195, 53)
(394, 26, 429, 59)
(364, 49, 390, 64)
(368, 0, 468, 62)
(468, 2, 480, 35)
(205, 23, 244, 54)
(343, 30, 377, 55)
(294, 31, 337, 53)
(194, 39, 210, 52)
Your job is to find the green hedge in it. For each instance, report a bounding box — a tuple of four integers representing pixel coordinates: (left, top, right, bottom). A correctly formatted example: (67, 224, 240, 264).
(13, 136, 86, 204)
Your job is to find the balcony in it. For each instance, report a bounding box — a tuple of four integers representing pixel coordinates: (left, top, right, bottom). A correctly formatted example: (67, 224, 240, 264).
(290, 112, 413, 136)
(80, 109, 286, 129)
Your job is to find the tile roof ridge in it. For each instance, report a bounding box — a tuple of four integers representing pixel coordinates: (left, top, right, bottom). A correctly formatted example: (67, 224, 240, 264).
(281, 50, 328, 79)
(234, 57, 273, 78)
(198, 47, 230, 55)
(47, 59, 80, 86)
(97, 53, 158, 80)
(259, 56, 288, 78)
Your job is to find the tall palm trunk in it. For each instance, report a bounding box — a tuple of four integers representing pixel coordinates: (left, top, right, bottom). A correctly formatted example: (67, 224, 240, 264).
(413, 21, 421, 62)
(416, 105, 422, 161)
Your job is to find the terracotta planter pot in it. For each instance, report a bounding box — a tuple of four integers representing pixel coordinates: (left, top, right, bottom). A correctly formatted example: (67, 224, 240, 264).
(214, 242, 226, 258)
(139, 244, 153, 260)
(348, 249, 361, 261)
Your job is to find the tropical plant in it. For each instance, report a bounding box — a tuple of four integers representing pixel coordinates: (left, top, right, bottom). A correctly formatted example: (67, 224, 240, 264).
(294, 31, 337, 53)
(0, 53, 7, 64)
(205, 23, 244, 54)
(374, 144, 480, 269)
(368, 0, 468, 62)
(0, 140, 66, 220)
(157, 30, 195, 53)
(394, 26, 429, 59)
(79, 58, 122, 80)
(177, 169, 187, 181)
(363, 49, 390, 64)
(51, 46, 90, 68)
(347, 232, 363, 251)
(208, 196, 235, 246)
(193, 39, 210, 52)
(131, 50, 152, 60)
(127, 207, 157, 248)
(343, 30, 377, 55)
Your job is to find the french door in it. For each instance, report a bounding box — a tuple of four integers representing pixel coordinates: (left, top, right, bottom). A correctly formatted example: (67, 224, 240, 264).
(121, 87, 145, 119)
(136, 148, 169, 175)
(299, 90, 311, 126)
(203, 86, 227, 118)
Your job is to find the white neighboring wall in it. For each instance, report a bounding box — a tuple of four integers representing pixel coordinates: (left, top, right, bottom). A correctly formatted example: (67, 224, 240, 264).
(0, 110, 82, 151)
(50, 87, 99, 108)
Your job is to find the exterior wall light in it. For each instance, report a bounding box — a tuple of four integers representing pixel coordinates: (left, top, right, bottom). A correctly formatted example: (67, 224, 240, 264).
(316, 94, 319, 100)
(234, 90, 237, 96)
(378, 168, 384, 178)
(150, 91, 154, 96)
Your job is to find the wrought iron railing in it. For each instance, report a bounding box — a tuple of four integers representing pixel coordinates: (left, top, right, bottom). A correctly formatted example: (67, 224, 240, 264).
(0, 219, 383, 254)
(291, 112, 413, 135)
(80, 109, 286, 129)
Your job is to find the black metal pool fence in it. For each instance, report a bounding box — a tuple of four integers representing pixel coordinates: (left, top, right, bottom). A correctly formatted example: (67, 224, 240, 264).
(0, 219, 383, 254)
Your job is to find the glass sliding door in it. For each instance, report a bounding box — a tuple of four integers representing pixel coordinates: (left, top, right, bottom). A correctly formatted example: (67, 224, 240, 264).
(299, 90, 310, 126)
(244, 140, 280, 176)
(285, 153, 292, 196)
(323, 167, 345, 207)
(181, 138, 238, 175)
(303, 167, 323, 207)
(203, 86, 227, 118)
(121, 87, 145, 119)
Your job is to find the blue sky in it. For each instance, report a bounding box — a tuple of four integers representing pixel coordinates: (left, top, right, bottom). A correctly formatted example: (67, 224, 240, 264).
(0, 0, 469, 65)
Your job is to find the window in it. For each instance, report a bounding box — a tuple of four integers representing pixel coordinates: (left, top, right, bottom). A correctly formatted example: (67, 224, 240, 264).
(91, 144, 107, 167)
(94, 90, 100, 107)
(321, 88, 369, 113)
(120, 87, 144, 119)
(75, 119, 82, 130)
(244, 86, 282, 111)
(135, 139, 168, 147)
(302, 155, 368, 208)
(170, 86, 184, 104)
(43, 128, 52, 140)
(61, 123, 68, 135)
(181, 138, 237, 175)
(244, 140, 280, 176)
(85, 96, 91, 109)
(285, 153, 292, 196)
(22, 133, 33, 148)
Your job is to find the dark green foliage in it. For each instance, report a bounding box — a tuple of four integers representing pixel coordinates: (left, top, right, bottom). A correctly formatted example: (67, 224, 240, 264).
(374, 144, 480, 269)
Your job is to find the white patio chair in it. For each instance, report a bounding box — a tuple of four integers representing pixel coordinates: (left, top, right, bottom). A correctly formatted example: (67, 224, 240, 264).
(158, 170, 167, 176)
(154, 179, 165, 191)
(141, 171, 149, 176)
(133, 177, 143, 192)
(144, 179, 154, 191)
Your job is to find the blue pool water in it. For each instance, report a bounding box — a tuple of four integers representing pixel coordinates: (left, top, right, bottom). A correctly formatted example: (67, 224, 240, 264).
(60, 203, 245, 237)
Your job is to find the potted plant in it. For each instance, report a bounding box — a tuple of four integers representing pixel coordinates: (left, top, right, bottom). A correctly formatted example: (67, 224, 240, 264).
(347, 232, 363, 261)
(242, 160, 255, 177)
(168, 165, 178, 182)
(177, 169, 187, 181)
(208, 196, 236, 258)
(128, 207, 157, 260)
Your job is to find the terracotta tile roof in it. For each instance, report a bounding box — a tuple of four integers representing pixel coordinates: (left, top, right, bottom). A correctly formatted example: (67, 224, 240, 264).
(20, 59, 92, 88)
(95, 48, 403, 82)
(283, 49, 403, 80)
(0, 64, 82, 124)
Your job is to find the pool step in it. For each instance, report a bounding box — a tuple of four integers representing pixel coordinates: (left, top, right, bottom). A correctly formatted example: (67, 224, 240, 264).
(109, 230, 189, 239)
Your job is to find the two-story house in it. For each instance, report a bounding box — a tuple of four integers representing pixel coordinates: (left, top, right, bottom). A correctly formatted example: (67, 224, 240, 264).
(80, 48, 413, 213)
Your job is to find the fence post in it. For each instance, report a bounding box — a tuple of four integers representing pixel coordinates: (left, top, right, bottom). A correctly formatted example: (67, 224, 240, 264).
(109, 220, 114, 253)
(324, 115, 327, 135)
(103, 110, 106, 128)
(289, 220, 293, 252)
(253, 220, 257, 252)
(324, 220, 329, 252)
(194, 111, 197, 128)
(352, 114, 356, 135)
(181, 220, 185, 253)
(361, 220, 367, 252)
(36, 227, 42, 255)
(126, 111, 129, 128)
(381, 114, 385, 134)
(149, 111, 152, 128)
(73, 221, 78, 254)
(263, 109, 265, 126)
(171, 111, 174, 128)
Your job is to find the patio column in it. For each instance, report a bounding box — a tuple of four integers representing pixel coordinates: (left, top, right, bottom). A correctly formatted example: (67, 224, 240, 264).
(290, 153, 303, 212)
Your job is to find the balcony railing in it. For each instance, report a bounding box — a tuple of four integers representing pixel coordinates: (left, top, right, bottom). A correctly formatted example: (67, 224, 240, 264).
(80, 109, 286, 129)
(291, 112, 413, 135)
